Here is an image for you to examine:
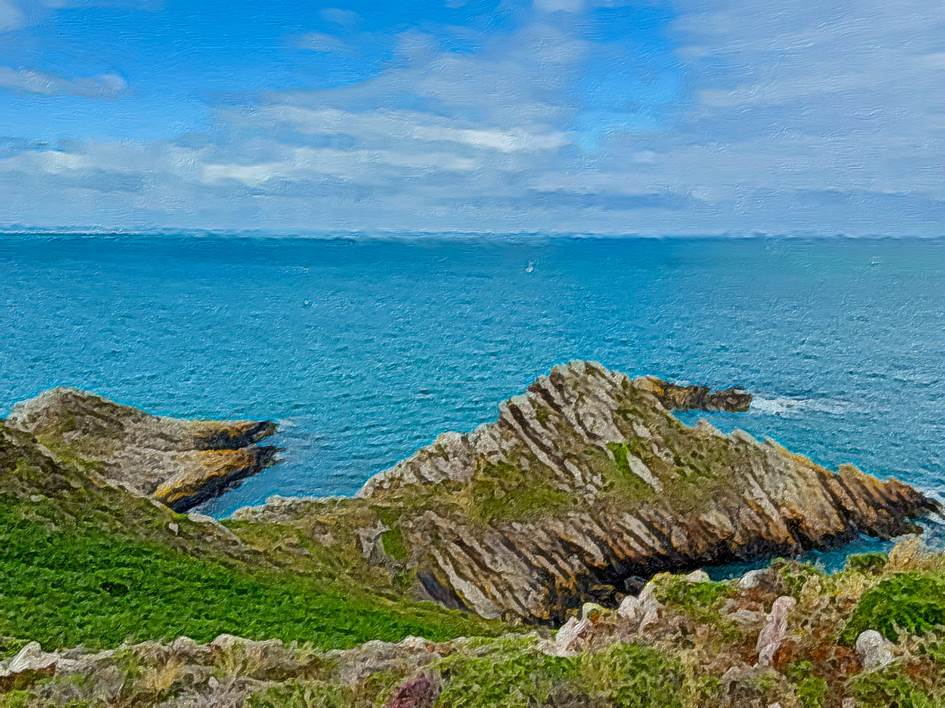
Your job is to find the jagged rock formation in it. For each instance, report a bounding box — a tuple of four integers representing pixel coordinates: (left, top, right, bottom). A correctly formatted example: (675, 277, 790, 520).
(635, 375, 751, 412)
(241, 361, 937, 624)
(6, 387, 276, 511)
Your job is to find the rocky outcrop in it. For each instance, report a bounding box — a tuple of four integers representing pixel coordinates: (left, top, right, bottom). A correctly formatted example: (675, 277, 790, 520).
(634, 375, 752, 412)
(6, 540, 944, 707)
(6, 387, 276, 512)
(244, 361, 936, 624)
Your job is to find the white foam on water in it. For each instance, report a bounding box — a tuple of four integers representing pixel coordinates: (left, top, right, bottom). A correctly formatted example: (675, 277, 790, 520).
(750, 396, 861, 417)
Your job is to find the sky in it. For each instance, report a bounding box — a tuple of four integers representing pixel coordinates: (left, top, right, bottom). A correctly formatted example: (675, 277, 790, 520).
(0, 0, 944, 235)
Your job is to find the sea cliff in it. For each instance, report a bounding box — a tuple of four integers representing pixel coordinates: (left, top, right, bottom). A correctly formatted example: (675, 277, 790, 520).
(0, 362, 943, 706)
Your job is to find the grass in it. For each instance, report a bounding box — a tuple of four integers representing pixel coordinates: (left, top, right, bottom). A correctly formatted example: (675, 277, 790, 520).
(0, 500, 502, 651)
(464, 461, 572, 524)
(248, 680, 352, 708)
(578, 642, 684, 707)
(603, 442, 656, 501)
(434, 636, 684, 708)
(847, 668, 939, 708)
(435, 636, 579, 707)
(841, 572, 945, 643)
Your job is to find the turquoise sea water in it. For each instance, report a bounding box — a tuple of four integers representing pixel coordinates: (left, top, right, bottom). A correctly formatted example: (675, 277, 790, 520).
(2, 233, 943, 560)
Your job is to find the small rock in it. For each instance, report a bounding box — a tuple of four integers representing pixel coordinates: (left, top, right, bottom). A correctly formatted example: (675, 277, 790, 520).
(727, 608, 766, 626)
(581, 602, 608, 622)
(617, 595, 641, 622)
(168, 522, 180, 535)
(553, 616, 593, 655)
(738, 568, 769, 590)
(210, 634, 248, 652)
(0, 642, 60, 678)
(856, 630, 894, 670)
(170, 636, 198, 655)
(685, 569, 710, 583)
(634, 580, 664, 632)
(756, 596, 796, 667)
(385, 673, 439, 708)
(622, 575, 647, 594)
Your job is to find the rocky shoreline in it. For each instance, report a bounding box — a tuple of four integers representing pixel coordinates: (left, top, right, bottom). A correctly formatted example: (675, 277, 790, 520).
(6, 387, 278, 512)
(237, 362, 936, 622)
(1, 361, 942, 706)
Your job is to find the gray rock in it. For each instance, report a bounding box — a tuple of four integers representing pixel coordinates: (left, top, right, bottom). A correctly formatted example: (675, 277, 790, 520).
(856, 629, 894, 669)
(756, 596, 796, 667)
(0, 642, 60, 677)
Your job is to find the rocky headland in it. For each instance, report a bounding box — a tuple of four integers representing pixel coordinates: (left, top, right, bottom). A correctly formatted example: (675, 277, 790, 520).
(1, 361, 943, 706)
(6, 387, 277, 511)
(237, 362, 935, 623)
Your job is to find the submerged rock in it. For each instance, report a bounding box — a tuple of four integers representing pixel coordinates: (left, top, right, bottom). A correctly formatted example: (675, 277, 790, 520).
(262, 360, 935, 624)
(6, 387, 276, 511)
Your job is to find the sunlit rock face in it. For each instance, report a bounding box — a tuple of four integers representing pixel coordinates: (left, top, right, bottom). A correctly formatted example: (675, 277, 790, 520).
(246, 361, 937, 623)
(6, 387, 276, 512)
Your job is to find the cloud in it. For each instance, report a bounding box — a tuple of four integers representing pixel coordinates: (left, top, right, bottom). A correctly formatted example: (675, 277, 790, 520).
(0, 67, 127, 96)
(259, 106, 570, 153)
(295, 31, 348, 53)
(0, 0, 25, 31)
(534, 0, 585, 12)
(319, 7, 358, 26)
(3, 0, 945, 235)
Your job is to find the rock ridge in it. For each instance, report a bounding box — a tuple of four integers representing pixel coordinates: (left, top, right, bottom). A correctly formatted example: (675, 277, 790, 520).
(6, 387, 277, 512)
(246, 361, 936, 623)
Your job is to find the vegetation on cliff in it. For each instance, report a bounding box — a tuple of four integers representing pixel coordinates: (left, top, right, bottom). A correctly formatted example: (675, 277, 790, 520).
(0, 362, 942, 706)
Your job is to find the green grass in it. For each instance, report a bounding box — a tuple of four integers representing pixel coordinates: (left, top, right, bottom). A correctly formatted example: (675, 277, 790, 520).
(848, 668, 939, 708)
(842, 572, 945, 643)
(786, 661, 828, 708)
(845, 552, 889, 575)
(248, 680, 352, 708)
(465, 462, 572, 524)
(0, 501, 501, 651)
(578, 642, 684, 707)
(435, 636, 579, 707)
(434, 636, 684, 708)
(603, 442, 656, 501)
(380, 526, 409, 562)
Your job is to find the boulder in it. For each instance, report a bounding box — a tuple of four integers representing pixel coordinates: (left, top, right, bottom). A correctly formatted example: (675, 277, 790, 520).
(855, 629, 894, 670)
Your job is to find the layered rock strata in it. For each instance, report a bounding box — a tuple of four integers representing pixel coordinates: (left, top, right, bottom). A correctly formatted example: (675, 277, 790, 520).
(244, 361, 936, 623)
(6, 387, 276, 511)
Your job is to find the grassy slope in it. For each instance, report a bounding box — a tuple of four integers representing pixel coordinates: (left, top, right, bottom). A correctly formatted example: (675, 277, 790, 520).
(0, 425, 502, 651)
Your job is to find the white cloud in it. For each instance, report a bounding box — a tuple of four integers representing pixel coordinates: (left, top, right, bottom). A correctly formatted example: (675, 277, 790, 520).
(0, 0, 24, 31)
(0, 67, 127, 96)
(295, 31, 347, 53)
(3, 0, 945, 235)
(319, 7, 358, 26)
(260, 106, 569, 153)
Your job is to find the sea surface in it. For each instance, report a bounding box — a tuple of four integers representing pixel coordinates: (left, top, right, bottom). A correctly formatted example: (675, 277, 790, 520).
(2, 233, 943, 564)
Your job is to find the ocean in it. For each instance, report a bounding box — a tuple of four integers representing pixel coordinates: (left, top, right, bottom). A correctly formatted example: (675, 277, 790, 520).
(2, 233, 943, 563)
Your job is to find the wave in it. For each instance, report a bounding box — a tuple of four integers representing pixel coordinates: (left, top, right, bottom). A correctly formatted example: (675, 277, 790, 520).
(750, 396, 861, 417)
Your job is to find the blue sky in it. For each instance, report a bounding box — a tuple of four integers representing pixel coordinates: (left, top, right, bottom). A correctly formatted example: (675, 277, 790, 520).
(1, 0, 944, 234)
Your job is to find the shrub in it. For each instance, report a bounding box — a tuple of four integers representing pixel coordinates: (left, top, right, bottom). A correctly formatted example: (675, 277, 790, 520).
(842, 572, 945, 643)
